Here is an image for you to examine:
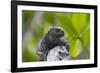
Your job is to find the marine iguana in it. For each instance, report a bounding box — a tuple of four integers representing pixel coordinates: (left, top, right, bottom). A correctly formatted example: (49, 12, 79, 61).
(37, 27, 70, 61)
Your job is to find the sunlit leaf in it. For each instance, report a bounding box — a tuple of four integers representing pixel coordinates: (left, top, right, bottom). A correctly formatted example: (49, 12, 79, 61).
(69, 39, 82, 58)
(82, 24, 90, 48)
(56, 13, 77, 37)
(72, 13, 90, 34)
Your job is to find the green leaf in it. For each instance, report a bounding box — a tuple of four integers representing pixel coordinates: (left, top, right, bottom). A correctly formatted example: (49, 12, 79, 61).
(44, 22, 52, 34)
(44, 12, 54, 24)
(56, 13, 77, 37)
(22, 10, 35, 30)
(82, 24, 90, 48)
(72, 13, 90, 34)
(69, 39, 82, 58)
(28, 36, 38, 48)
(22, 48, 39, 62)
(33, 23, 44, 37)
(43, 12, 55, 34)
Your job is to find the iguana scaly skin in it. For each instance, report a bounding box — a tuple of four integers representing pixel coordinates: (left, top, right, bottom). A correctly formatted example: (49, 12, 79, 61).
(37, 27, 69, 61)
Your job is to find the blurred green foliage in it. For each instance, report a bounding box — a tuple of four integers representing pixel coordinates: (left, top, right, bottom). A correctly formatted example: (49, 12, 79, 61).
(22, 10, 90, 62)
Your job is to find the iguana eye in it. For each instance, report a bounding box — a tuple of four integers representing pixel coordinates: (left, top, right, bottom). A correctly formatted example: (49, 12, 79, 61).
(55, 29, 60, 32)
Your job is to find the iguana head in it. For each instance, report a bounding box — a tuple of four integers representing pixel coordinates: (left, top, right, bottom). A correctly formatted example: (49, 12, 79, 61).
(46, 28, 64, 43)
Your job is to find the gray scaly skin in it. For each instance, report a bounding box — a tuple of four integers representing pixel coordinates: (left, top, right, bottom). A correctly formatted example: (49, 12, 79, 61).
(37, 28, 69, 61)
